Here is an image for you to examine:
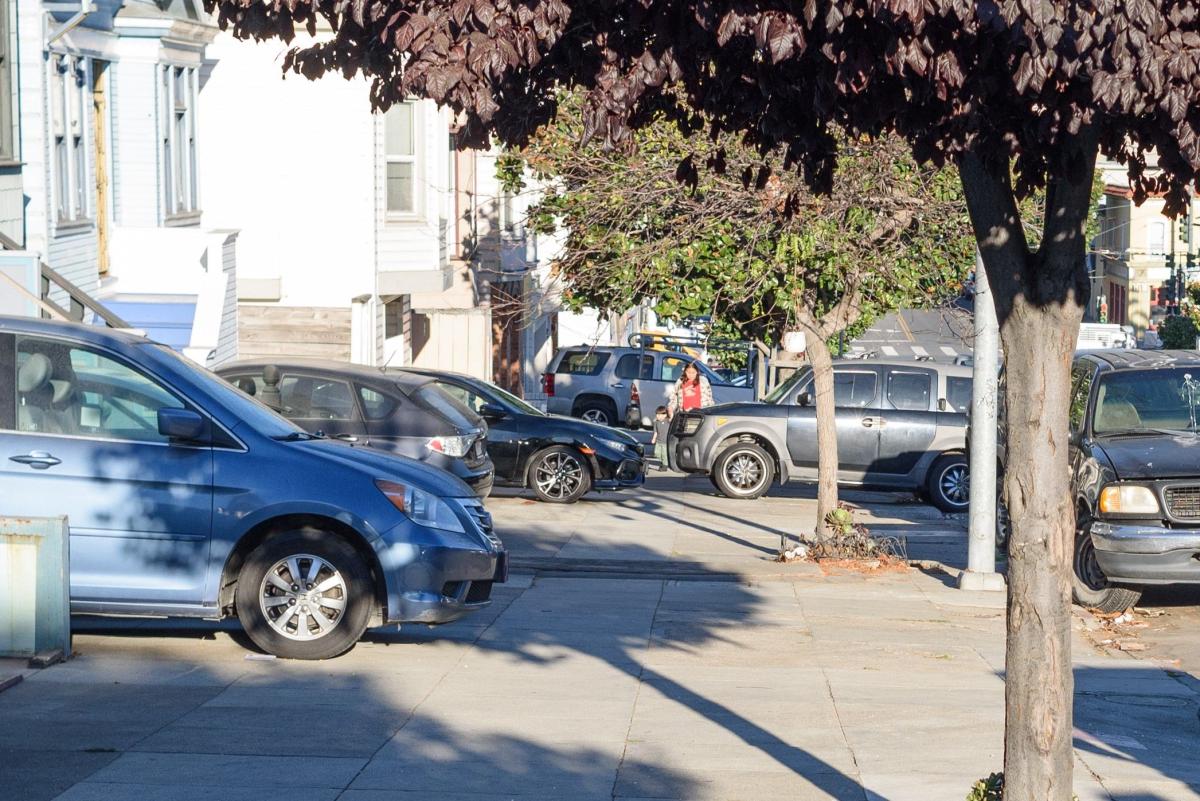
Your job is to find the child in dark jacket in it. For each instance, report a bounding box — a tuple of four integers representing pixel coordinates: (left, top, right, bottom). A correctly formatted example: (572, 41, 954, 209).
(651, 406, 670, 471)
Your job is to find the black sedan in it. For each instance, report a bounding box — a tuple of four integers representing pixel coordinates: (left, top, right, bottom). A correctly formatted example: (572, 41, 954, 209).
(216, 359, 495, 497)
(398, 369, 645, 503)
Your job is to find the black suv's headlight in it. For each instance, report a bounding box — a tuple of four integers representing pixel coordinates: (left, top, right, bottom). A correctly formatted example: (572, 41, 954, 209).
(1098, 484, 1161, 517)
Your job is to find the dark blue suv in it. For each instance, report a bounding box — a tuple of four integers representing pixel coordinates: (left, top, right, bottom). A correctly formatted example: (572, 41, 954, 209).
(0, 317, 506, 659)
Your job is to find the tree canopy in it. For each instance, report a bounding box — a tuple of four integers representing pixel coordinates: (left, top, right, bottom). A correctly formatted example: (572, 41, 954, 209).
(501, 94, 974, 347)
(207, 0, 1200, 211)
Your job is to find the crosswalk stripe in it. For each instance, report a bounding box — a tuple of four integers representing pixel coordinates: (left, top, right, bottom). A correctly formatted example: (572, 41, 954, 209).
(910, 345, 928, 357)
(940, 346, 958, 356)
(881, 345, 898, 356)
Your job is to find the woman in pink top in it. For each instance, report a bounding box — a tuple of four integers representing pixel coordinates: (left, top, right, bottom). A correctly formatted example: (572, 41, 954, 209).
(667, 362, 714, 417)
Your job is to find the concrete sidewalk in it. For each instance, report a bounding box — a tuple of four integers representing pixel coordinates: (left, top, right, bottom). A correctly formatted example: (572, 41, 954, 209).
(3, 564, 1197, 801)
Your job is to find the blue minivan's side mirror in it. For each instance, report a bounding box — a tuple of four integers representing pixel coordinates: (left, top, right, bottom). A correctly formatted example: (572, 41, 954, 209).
(158, 408, 208, 443)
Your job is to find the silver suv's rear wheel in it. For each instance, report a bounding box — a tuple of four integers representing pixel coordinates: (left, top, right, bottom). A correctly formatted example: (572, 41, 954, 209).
(712, 443, 774, 500)
(236, 530, 373, 660)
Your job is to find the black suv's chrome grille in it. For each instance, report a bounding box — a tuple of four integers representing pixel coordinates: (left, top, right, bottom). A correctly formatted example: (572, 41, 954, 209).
(1165, 486, 1200, 519)
(461, 501, 502, 548)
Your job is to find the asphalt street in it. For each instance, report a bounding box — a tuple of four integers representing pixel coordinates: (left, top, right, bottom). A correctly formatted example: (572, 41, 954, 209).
(847, 307, 973, 363)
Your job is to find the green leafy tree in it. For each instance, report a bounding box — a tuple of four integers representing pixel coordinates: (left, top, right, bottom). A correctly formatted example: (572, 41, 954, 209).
(501, 96, 974, 538)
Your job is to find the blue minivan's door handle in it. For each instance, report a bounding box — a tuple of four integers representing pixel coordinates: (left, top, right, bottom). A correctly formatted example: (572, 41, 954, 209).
(9, 451, 62, 469)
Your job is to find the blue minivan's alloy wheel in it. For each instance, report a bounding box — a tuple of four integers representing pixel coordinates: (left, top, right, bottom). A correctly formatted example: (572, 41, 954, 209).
(236, 529, 374, 660)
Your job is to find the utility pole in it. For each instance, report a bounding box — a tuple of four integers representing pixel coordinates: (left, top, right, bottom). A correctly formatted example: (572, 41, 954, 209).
(960, 251, 1005, 592)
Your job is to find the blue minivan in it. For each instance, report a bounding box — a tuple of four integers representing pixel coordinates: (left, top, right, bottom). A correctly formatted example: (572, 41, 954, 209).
(0, 317, 506, 660)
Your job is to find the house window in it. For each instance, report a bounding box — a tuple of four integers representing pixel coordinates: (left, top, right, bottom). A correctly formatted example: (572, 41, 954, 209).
(0, 0, 13, 163)
(384, 102, 416, 214)
(1146, 221, 1166, 255)
(51, 54, 89, 223)
(160, 65, 198, 219)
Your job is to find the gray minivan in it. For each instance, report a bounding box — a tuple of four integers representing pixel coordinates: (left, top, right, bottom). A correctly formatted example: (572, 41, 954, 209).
(543, 346, 755, 427)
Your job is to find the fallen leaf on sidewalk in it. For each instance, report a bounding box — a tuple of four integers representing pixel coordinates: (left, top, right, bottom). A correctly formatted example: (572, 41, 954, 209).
(1115, 641, 1148, 652)
(1133, 607, 1166, 617)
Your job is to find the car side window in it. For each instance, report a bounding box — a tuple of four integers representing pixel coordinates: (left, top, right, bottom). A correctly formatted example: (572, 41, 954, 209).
(615, 354, 654, 380)
(945, 377, 972, 412)
(279, 375, 356, 421)
(556, 351, 609, 375)
(833, 370, 877, 408)
(437, 381, 486, 413)
(357, 386, 398, 420)
(14, 337, 184, 443)
(1069, 363, 1094, 432)
(886, 369, 933, 411)
(660, 356, 689, 382)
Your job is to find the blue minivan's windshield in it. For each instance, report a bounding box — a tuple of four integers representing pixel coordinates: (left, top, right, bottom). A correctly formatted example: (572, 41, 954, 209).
(1093, 368, 1200, 434)
(145, 344, 305, 438)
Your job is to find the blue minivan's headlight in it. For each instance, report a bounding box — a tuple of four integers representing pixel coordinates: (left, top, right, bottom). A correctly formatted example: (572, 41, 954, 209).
(375, 480, 466, 533)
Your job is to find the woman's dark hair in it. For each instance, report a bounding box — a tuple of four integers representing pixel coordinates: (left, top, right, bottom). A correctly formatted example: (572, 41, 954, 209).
(682, 361, 701, 383)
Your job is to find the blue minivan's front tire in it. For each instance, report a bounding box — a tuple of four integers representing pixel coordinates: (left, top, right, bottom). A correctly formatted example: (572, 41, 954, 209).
(235, 529, 374, 660)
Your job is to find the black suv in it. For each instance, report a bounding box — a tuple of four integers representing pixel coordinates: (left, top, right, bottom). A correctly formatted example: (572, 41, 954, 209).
(1058, 350, 1200, 611)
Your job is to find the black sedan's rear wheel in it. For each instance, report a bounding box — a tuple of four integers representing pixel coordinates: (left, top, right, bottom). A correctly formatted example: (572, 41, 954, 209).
(529, 445, 592, 503)
(712, 442, 774, 499)
(1072, 515, 1142, 613)
(236, 529, 374, 660)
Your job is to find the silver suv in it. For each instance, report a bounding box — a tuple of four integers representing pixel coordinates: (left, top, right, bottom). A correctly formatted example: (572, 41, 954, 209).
(543, 346, 755, 428)
(673, 359, 973, 511)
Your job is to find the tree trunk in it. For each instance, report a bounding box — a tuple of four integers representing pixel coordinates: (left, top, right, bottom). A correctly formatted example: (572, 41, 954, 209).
(803, 330, 838, 541)
(999, 296, 1080, 801)
(959, 134, 1098, 801)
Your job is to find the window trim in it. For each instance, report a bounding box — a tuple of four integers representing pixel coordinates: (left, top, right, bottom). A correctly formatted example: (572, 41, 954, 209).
(50, 53, 91, 225)
(383, 101, 419, 219)
(159, 63, 200, 222)
(0, 0, 13, 164)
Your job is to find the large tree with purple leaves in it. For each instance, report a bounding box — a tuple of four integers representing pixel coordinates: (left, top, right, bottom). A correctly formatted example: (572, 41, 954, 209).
(204, 1, 1200, 797)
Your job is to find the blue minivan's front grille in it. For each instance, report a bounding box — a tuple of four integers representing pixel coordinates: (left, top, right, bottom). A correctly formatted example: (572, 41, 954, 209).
(461, 500, 502, 548)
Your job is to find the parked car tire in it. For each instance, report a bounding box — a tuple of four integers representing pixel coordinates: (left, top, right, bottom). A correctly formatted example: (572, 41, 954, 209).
(927, 454, 970, 513)
(236, 529, 374, 660)
(529, 445, 592, 503)
(575, 400, 616, 427)
(1072, 516, 1142, 613)
(712, 442, 775, 500)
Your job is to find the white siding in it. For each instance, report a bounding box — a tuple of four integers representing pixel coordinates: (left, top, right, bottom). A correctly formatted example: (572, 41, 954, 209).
(211, 230, 239, 365)
(109, 55, 165, 227)
(374, 100, 450, 278)
(199, 33, 375, 308)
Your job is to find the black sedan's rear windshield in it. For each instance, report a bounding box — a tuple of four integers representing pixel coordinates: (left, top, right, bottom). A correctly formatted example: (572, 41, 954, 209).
(1093, 368, 1200, 434)
(412, 383, 481, 431)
